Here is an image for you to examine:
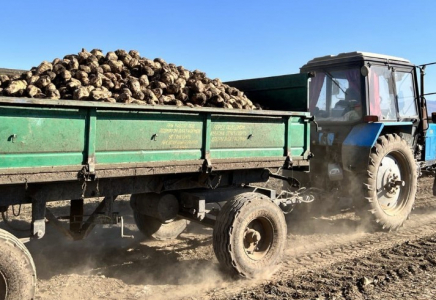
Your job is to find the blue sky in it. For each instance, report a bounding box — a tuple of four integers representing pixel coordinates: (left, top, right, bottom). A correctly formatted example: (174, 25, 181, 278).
(1, 0, 435, 99)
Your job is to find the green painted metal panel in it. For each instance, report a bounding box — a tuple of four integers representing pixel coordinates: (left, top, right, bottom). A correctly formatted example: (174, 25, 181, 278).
(95, 111, 203, 151)
(226, 73, 310, 112)
(210, 148, 284, 159)
(0, 106, 86, 168)
(0, 98, 310, 171)
(289, 116, 307, 156)
(96, 150, 202, 164)
(0, 153, 83, 168)
(0, 106, 86, 153)
(209, 115, 286, 159)
(210, 116, 285, 149)
(94, 111, 204, 163)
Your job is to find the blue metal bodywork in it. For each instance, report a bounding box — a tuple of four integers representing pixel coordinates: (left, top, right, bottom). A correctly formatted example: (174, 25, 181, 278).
(425, 124, 436, 161)
(341, 122, 413, 172)
(318, 132, 335, 146)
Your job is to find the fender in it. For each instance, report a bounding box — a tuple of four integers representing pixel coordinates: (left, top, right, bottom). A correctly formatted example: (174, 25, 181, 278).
(342, 122, 413, 172)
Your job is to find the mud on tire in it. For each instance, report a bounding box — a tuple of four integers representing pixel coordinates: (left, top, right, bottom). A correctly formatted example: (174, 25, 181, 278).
(0, 229, 36, 300)
(213, 192, 287, 278)
(360, 133, 417, 230)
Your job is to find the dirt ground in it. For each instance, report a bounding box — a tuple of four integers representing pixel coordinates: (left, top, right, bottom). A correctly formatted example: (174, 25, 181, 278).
(1, 177, 436, 300)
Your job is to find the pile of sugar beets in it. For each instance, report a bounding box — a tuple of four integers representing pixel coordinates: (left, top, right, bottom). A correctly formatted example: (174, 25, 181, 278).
(0, 49, 260, 110)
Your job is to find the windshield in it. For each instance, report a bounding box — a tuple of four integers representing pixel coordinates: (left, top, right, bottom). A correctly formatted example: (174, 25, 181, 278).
(309, 68, 362, 122)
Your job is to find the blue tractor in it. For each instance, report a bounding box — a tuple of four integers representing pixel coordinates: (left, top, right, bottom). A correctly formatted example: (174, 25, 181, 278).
(296, 52, 435, 230)
(228, 51, 435, 230)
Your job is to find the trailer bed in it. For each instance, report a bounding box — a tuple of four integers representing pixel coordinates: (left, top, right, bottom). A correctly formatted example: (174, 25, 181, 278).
(0, 97, 311, 184)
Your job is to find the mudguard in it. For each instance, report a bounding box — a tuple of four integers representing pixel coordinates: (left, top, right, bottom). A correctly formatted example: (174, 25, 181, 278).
(342, 122, 413, 172)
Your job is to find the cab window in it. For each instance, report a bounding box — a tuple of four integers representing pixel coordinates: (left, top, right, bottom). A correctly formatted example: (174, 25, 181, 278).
(368, 66, 396, 120)
(368, 66, 417, 120)
(309, 68, 362, 122)
(395, 71, 417, 118)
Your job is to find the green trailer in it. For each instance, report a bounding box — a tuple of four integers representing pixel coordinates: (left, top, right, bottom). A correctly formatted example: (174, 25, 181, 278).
(0, 73, 312, 300)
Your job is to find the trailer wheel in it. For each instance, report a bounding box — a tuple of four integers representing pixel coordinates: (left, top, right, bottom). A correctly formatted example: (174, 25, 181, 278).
(0, 229, 36, 300)
(213, 192, 287, 278)
(133, 213, 187, 241)
(361, 134, 417, 230)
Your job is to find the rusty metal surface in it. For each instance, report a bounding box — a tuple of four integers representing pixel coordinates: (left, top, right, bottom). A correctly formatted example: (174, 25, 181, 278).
(0, 157, 308, 185)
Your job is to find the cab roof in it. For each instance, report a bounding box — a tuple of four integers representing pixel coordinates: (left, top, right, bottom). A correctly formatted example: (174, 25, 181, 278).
(301, 51, 413, 70)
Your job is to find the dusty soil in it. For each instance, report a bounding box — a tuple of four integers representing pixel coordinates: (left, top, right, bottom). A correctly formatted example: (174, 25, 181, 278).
(1, 177, 436, 300)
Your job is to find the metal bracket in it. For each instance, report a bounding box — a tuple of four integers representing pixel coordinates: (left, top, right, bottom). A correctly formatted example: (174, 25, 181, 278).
(268, 172, 300, 188)
(119, 216, 134, 239)
(284, 155, 293, 169)
(87, 157, 96, 174)
(309, 115, 320, 132)
(78, 164, 96, 181)
(32, 219, 46, 239)
(46, 196, 122, 241)
(180, 193, 206, 221)
(202, 158, 213, 173)
(31, 199, 46, 239)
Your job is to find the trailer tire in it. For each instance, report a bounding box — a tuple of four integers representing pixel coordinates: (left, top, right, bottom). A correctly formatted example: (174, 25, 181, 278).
(133, 213, 187, 241)
(0, 229, 36, 300)
(213, 192, 287, 278)
(360, 134, 417, 230)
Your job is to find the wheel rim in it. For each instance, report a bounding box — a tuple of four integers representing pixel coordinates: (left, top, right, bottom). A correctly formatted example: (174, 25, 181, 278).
(376, 152, 411, 216)
(0, 270, 7, 300)
(243, 217, 274, 260)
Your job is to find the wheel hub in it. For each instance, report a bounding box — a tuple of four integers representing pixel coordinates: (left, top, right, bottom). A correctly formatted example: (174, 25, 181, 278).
(244, 228, 261, 254)
(382, 171, 400, 197)
(243, 218, 273, 261)
(376, 154, 407, 214)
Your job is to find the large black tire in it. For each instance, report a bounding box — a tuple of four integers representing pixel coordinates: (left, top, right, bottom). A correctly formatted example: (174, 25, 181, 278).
(360, 134, 417, 230)
(0, 229, 36, 300)
(133, 212, 187, 241)
(213, 192, 287, 278)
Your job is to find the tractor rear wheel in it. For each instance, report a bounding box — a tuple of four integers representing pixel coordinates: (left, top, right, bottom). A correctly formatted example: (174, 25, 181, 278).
(0, 229, 36, 300)
(360, 134, 417, 230)
(213, 192, 287, 278)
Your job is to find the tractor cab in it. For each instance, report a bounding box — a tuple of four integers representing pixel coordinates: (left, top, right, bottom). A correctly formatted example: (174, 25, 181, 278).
(301, 52, 419, 125)
(298, 52, 423, 206)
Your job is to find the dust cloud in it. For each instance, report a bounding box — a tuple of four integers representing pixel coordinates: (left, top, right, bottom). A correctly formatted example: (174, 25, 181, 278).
(1, 177, 435, 299)
(13, 199, 231, 300)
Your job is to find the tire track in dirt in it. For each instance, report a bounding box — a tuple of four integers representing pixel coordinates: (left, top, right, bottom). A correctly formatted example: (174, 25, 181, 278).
(216, 228, 436, 300)
(206, 206, 436, 299)
(4, 178, 436, 300)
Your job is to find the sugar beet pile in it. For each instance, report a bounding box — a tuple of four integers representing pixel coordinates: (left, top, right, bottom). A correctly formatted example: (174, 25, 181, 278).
(0, 49, 259, 109)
